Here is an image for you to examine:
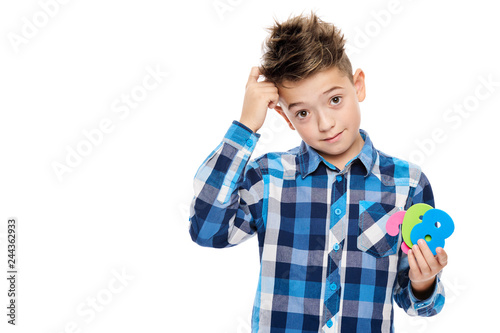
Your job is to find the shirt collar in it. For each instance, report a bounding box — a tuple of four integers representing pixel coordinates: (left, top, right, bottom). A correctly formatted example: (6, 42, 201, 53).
(298, 129, 377, 178)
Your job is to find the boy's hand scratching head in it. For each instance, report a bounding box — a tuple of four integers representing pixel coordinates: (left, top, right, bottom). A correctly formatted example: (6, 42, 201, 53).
(239, 66, 280, 133)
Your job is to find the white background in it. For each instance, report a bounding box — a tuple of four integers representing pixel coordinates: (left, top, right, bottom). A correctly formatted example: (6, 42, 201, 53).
(0, 0, 498, 332)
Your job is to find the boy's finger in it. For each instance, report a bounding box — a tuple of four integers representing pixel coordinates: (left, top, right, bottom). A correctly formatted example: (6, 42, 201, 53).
(417, 239, 438, 268)
(411, 244, 430, 273)
(407, 249, 421, 275)
(436, 247, 448, 267)
(268, 94, 280, 109)
(247, 67, 261, 84)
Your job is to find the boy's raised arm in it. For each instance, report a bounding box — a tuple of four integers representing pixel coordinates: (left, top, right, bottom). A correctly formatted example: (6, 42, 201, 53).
(189, 67, 273, 248)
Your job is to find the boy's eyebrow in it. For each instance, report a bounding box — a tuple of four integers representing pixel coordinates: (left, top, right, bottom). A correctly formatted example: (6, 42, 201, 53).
(288, 86, 343, 109)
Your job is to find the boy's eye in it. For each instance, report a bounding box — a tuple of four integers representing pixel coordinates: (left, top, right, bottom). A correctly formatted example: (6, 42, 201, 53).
(296, 110, 309, 118)
(330, 96, 341, 105)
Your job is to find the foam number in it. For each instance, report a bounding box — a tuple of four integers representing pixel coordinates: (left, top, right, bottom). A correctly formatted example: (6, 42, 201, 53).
(386, 210, 412, 254)
(410, 209, 454, 255)
(386, 211, 406, 236)
(402, 203, 433, 249)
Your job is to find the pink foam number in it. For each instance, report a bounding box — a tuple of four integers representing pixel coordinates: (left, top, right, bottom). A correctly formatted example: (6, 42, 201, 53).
(386, 211, 406, 236)
(401, 242, 410, 254)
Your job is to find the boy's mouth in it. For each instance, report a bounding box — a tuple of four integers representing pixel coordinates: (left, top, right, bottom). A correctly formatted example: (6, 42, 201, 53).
(323, 130, 343, 143)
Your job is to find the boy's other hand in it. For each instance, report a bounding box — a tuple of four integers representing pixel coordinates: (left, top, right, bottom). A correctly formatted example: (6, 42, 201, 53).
(239, 66, 279, 133)
(408, 239, 448, 300)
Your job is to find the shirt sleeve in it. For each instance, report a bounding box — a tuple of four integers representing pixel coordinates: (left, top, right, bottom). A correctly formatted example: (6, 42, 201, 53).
(189, 121, 264, 248)
(393, 171, 446, 316)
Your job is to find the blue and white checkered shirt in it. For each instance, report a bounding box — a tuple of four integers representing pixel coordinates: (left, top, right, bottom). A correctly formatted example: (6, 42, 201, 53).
(189, 121, 445, 333)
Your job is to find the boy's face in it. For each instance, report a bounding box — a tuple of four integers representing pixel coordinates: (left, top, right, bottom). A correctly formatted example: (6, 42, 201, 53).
(274, 66, 366, 169)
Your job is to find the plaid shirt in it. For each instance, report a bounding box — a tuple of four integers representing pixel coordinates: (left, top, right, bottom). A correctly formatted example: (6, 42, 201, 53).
(189, 121, 445, 333)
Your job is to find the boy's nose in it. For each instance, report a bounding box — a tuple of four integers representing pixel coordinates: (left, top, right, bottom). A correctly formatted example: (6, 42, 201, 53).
(317, 109, 335, 132)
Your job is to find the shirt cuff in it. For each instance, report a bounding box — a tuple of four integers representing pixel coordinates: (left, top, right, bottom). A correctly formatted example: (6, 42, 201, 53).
(408, 278, 439, 311)
(223, 120, 261, 152)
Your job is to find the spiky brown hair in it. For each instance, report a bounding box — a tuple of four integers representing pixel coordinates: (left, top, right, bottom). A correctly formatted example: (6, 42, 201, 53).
(259, 11, 353, 87)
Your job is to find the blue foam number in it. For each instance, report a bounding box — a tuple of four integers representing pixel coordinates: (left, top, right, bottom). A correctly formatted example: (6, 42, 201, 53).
(410, 209, 454, 255)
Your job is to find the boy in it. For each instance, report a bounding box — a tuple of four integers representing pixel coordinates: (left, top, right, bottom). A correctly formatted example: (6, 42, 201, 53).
(189, 12, 448, 333)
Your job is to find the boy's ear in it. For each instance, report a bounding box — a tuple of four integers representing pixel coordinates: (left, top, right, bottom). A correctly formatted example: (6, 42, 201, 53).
(353, 68, 366, 102)
(274, 104, 295, 130)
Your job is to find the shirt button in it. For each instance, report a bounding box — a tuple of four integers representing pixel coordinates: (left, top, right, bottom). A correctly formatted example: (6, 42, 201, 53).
(333, 243, 340, 252)
(330, 283, 337, 291)
(327, 319, 333, 328)
(246, 139, 254, 147)
(336, 175, 343, 182)
(334, 208, 342, 216)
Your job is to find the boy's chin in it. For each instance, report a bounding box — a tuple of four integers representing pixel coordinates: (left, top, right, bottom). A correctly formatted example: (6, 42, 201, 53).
(310, 142, 347, 156)
(311, 146, 346, 160)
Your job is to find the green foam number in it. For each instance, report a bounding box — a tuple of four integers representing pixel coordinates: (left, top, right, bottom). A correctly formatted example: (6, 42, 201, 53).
(402, 203, 433, 248)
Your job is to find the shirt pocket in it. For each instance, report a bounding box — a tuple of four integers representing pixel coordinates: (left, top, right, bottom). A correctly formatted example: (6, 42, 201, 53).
(357, 201, 400, 258)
